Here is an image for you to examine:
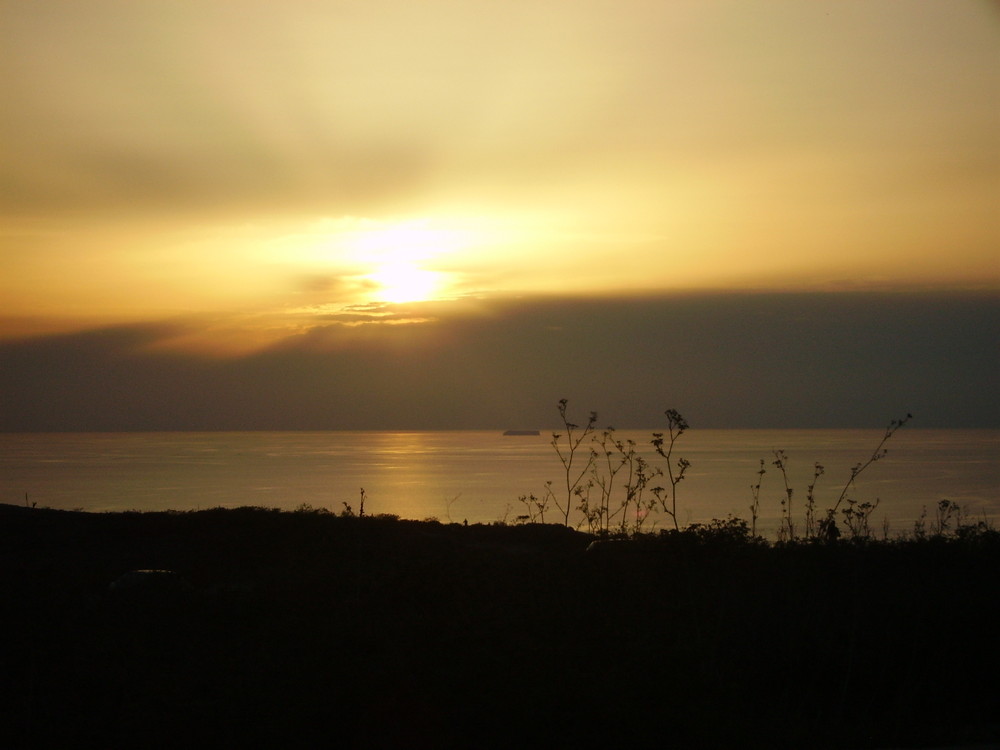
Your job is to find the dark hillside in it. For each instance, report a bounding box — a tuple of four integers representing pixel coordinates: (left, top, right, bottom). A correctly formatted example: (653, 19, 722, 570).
(2, 504, 997, 748)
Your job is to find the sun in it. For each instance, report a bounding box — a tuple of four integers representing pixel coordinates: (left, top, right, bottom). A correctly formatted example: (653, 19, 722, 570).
(348, 220, 460, 304)
(367, 261, 443, 304)
(291, 217, 483, 305)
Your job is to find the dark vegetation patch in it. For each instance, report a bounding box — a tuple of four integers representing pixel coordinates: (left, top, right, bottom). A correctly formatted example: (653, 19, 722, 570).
(2, 504, 998, 749)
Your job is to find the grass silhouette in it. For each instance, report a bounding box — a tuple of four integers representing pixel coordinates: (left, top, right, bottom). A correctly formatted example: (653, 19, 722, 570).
(543, 400, 922, 544)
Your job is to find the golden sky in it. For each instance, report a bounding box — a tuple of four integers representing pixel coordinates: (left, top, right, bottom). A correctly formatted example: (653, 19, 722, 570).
(2, 0, 999, 342)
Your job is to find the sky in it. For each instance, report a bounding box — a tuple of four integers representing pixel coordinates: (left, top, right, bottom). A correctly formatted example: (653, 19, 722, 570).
(1, 0, 998, 430)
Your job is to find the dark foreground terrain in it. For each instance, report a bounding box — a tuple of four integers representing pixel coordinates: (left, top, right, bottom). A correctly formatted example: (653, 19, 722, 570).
(2, 504, 998, 749)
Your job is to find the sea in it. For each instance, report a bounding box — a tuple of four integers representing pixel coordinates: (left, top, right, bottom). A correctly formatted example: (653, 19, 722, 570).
(1, 429, 997, 538)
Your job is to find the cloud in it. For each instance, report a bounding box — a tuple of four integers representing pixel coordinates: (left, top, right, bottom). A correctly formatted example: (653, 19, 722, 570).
(1, 291, 997, 431)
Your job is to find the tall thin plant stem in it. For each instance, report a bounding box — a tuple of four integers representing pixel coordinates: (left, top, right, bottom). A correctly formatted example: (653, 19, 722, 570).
(830, 414, 912, 516)
(819, 413, 912, 539)
(773, 450, 794, 541)
(551, 399, 597, 527)
(652, 409, 690, 531)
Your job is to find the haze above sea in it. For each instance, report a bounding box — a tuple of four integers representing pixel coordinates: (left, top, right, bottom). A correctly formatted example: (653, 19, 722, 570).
(2, 430, 997, 537)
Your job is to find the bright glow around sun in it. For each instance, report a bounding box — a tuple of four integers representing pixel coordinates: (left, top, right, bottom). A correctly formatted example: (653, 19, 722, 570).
(273, 214, 532, 306)
(367, 262, 443, 304)
(345, 219, 464, 304)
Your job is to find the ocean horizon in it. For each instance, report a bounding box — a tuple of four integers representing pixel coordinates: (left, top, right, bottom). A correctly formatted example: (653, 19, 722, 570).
(3, 428, 997, 537)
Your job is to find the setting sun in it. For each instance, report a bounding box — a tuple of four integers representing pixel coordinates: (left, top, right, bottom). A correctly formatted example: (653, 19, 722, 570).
(343, 220, 464, 304)
(366, 261, 443, 304)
